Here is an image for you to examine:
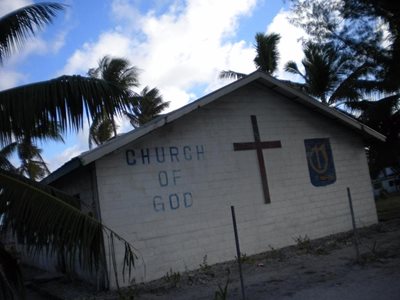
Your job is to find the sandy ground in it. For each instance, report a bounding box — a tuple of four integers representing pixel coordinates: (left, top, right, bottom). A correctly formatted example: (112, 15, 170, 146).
(27, 219, 400, 300)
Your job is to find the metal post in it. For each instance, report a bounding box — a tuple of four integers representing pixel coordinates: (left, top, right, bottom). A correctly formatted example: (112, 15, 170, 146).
(347, 187, 360, 262)
(231, 205, 246, 300)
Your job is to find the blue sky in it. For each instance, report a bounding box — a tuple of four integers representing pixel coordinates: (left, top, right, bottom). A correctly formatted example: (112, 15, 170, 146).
(0, 0, 306, 171)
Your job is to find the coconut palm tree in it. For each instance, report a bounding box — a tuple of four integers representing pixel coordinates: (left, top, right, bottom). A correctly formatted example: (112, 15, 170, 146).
(88, 56, 139, 147)
(124, 86, 170, 128)
(220, 32, 281, 80)
(1, 123, 64, 181)
(0, 3, 136, 298)
(346, 95, 400, 177)
(88, 112, 118, 148)
(284, 42, 372, 105)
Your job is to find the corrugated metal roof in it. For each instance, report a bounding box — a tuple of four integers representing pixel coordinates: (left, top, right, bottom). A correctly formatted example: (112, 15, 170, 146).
(43, 70, 386, 184)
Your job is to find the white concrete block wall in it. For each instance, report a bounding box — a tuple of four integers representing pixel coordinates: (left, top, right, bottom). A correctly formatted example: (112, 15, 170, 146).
(94, 84, 377, 287)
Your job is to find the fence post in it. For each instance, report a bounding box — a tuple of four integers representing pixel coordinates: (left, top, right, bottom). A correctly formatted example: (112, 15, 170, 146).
(347, 187, 360, 262)
(231, 205, 246, 300)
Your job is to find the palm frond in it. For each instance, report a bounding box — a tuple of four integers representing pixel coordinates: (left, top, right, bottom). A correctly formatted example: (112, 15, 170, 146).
(0, 75, 130, 145)
(89, 55, 139, 90)
(0, 170, 136, 289)
(219, 70, 246, 80)
(345, 94, 399, 116)
(0, 143, 18, 172)
(128, 86, 169, 127)
(124, 111, 139, 129)
(284, 61, 306, 79)
(89, 113, 117, 149)
(254, 32, 281, 74)
(328, 63, 371, 105)
(0, 2, 65, 64)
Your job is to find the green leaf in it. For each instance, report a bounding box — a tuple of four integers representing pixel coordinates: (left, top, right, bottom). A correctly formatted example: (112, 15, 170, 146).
(219, 70, 246, 80)
(0, 2, 65, 64)
(0, 75, 130, 145)
(0, 170, 136, 289)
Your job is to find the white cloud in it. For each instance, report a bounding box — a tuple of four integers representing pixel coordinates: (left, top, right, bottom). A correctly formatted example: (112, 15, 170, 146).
(60, 0, 258, 109)
(47, 144, 85, 172)
(266, 9, 307, 81)
(61, 31, 133, 76)
(0, 0, 32, 15)
(0, 69, 27, 90)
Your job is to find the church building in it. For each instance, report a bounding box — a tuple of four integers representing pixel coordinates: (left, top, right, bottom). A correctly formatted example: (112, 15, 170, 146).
(44, 71, 384, 286)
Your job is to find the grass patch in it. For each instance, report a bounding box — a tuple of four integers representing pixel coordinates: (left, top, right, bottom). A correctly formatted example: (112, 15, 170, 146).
(376, 195, 400, 221)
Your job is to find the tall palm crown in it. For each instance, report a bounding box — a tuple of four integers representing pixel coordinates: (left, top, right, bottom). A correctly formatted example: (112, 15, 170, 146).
(284, 42, 370, 105)
(253, 32, 280, 74)
(219, 32, 281, 80)
(87, 56, 139, 148)
(125, 86, 170, 128)
(0, 3, 136, 297)
(0, 2, 64, 64)
(88, 56, 139, 90)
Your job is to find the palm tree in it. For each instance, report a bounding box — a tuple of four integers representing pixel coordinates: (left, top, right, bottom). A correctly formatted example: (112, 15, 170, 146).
(284, 42, 371, 105)
(124, 86, 170, 128)
(88, 112, 118, 148)
(0, 3, 136, 297)
(88, 56, 139, 147)
(0, 143, 17, 173)
(285, 41, 400, 176)
(346, 95, 400, 177)
(1, 124, 64, 181)
(220, 32, 281, 80)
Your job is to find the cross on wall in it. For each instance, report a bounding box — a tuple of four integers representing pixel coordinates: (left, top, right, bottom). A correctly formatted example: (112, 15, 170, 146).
(233, 115, 282, 204)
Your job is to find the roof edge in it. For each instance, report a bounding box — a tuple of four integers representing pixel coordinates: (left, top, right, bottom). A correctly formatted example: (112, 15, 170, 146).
(42, 157, 82, 184)
(44, 71, 386, 184)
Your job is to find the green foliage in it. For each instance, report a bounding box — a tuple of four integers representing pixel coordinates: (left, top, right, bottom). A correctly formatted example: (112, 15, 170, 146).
(288, 0, 400, 174)
(199, 254, 211, 272)
(0, 75, 130, 145)
(284, 42, 370, 105)
(0, 170, 136, 288)
(88, 55, 139, 91)
(0, 4, 139, 296)
(163, 269, 181, 287)
(266, 245, 286, 261)
(294, 235, 312, 253)
(214, 269, 230, 300)
(219, 32, 281, 79)
(254, 32, 281, 74)
(235, 252, 253, 264)
(117, 285, 138, 300)
(88, 112, 118, 149)
(87, 55, 138, 147)
(0, 2, 65, 64)
(125, 86, 170, 128)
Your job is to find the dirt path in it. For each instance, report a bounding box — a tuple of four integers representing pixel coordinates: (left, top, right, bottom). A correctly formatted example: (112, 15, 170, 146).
(130, 222, 400, 300)
(30, 219, 400, 299)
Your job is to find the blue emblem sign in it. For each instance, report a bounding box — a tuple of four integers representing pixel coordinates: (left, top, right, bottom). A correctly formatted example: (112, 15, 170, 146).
(304, 138, 336, 186)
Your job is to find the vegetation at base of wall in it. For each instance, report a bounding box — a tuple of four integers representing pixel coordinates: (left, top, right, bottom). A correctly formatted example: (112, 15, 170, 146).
(199, 254, 211, 272)
(265, 245, 286, 261)
(294, 235, 312, 253)
(117, 285, 138, 300)
(163, 269, 181, 288)
(214, 269, 230, 300)
(235, 252, 255, 264)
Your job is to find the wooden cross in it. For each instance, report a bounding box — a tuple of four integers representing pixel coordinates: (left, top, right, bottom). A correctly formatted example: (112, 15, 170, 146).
(233, 115, 282, 204)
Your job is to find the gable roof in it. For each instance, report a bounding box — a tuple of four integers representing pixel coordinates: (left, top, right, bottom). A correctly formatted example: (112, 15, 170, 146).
(43, 70, 385, 184)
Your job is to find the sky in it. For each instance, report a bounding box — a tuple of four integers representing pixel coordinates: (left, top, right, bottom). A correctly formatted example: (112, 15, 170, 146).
(0, 0, 307, 172)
